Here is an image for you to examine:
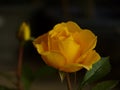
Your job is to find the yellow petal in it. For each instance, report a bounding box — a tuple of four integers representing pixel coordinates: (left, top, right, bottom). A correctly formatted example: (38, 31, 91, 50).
(73, 30, 97, 54)
(78, 50, 101, 70)
(60, 63, 83, 72)
(49, 21, 81, 36)
(66, 21, 82, 32)
(49, 22, 67, 37)
(33, 33, 48, 53)
(41, 52, 66, 69)
(48, 36, 59, 51)
(58, 36, 80, 63)
(48, 29, 70, 51)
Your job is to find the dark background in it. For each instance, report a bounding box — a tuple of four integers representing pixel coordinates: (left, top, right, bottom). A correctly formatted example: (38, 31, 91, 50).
(0, 0, 120, 89)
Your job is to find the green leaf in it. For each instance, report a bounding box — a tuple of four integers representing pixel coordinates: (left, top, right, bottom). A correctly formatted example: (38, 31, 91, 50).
(21, 65, 34, 90)
(22, 65, 34, 81)
(79, 57, 111, 88)
(21, 76, 31, 90)
(92, 80, 119, 90)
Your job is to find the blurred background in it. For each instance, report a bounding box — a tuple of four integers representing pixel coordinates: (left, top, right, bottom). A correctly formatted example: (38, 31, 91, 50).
(0, 0, 120, 90)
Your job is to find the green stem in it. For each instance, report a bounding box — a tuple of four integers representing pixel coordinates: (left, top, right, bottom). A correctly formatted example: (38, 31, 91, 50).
(74, 72, 77, 86)
(66, 73, 72, 90)
(16, 42, 24, 90)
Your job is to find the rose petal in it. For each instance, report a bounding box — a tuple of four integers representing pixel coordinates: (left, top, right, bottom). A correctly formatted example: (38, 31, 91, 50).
(77, 50, 101, 70)
(49, 21, 82, 36)
(48, 36, 59, 51)
(73, 30, 97, 54)
(60, 63, 83, 72)
(49, 22, 67, 37)
(66, 21, 82, 32)
(48, 28, 70, 51)
(41, 52, 66, 69)
(58, 36, 80, 63)
(33, 33, 48, 53)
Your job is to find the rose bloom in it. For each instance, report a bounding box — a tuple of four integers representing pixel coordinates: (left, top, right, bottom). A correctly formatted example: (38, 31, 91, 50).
(33, 21, 101, 72)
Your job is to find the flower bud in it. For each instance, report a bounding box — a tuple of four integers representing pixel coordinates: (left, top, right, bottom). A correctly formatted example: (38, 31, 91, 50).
(18, 22, 31, 41)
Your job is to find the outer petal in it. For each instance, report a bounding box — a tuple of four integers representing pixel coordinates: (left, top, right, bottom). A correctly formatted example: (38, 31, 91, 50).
(33, 33, 48, 53)
(41, 52, 66, 69)
(59, 63, 83, 72)
(49, 21, 82, 36)
(73, 30, 97, 54)
(66, 21, 82, 32)
(77, 50, 101, 70)
(49, 22, 67, 37)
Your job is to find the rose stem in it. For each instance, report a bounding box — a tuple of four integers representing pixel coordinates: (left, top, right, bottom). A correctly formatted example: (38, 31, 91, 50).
(16, 42, 24, 90)
(66, 73, 72, 90)
(74, 72, 77, 87)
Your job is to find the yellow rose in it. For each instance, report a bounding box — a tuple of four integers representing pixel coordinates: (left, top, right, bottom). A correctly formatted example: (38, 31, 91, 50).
(33, 21, 101, 72)
(18, 22, 31, 41)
